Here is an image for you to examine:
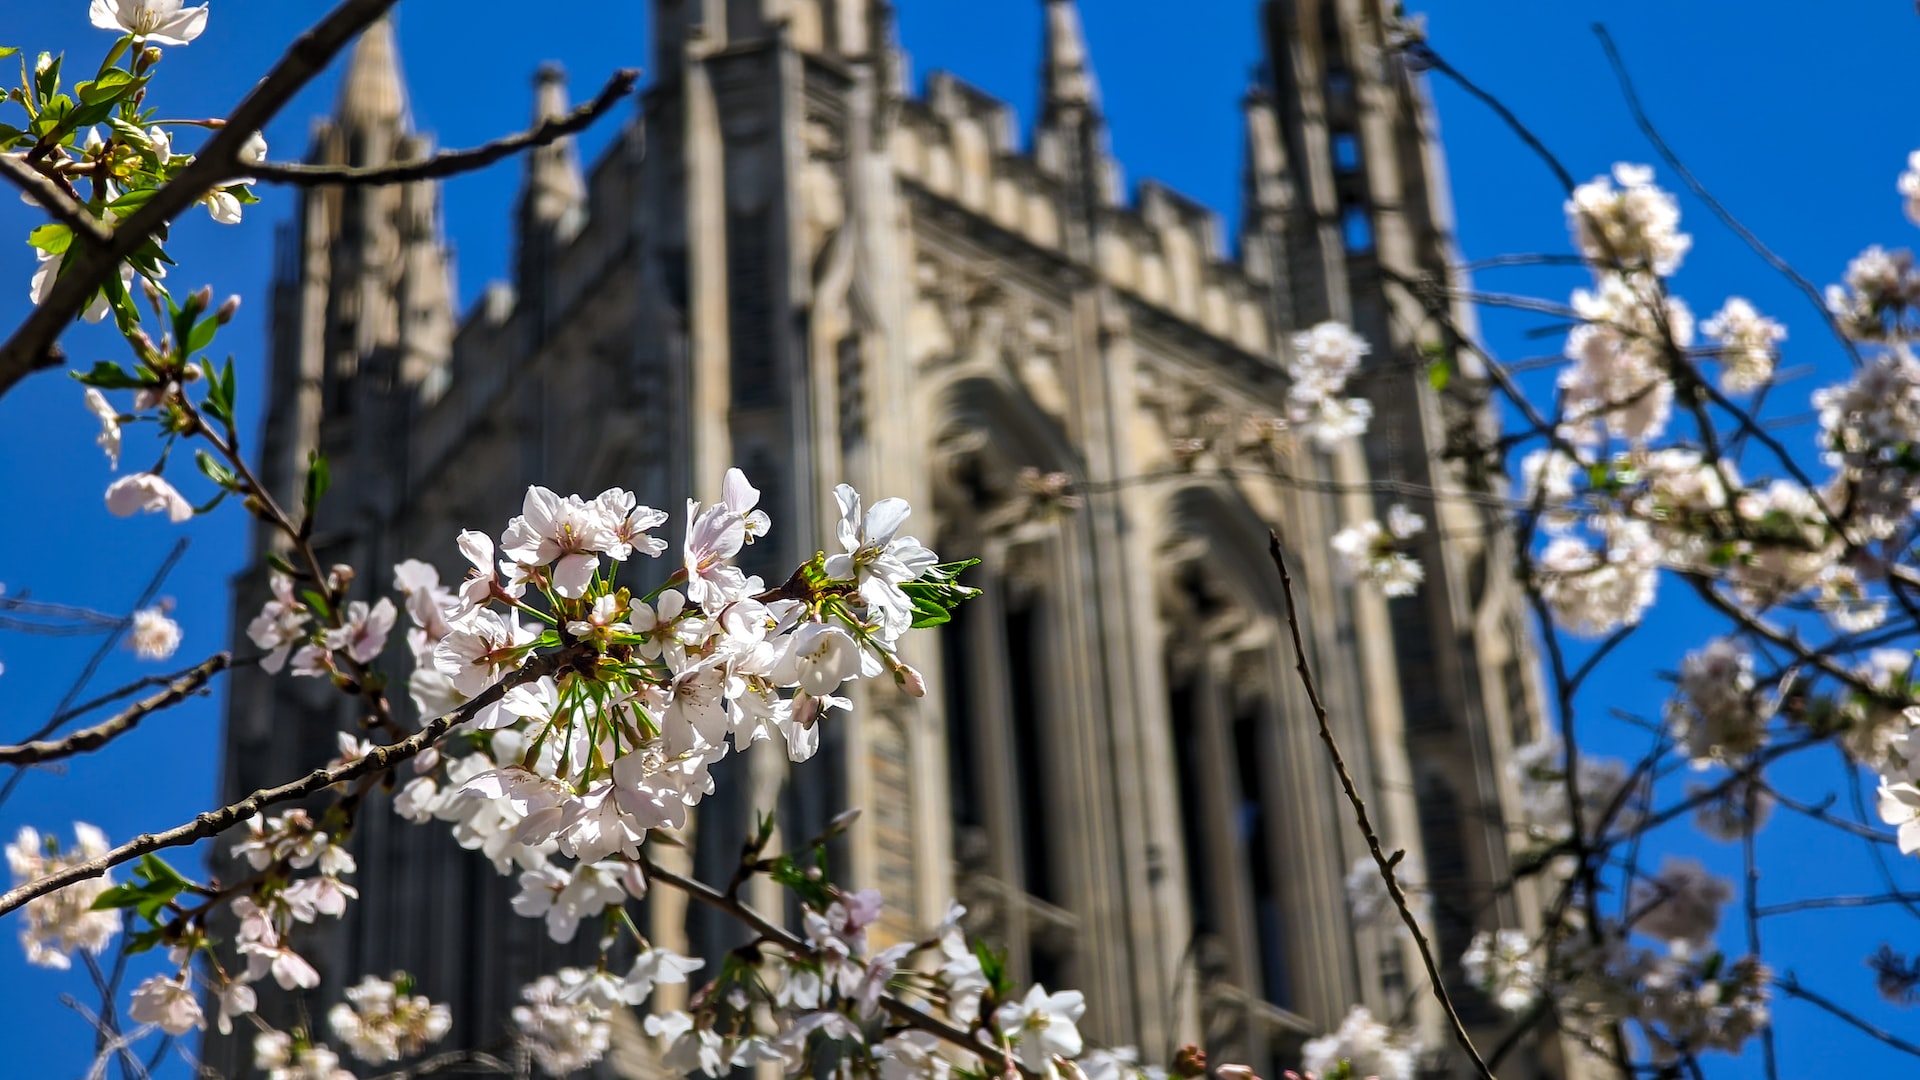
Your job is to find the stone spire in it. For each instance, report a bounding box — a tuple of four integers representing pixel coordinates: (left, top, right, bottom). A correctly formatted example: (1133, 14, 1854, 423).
(1039, 0, 1099, 116)
(1240, 83, 1293, 223)
(1035, 0, 1115, 247)
(1239, 82, 1296, 330)
(336, 16, 408, 135)
(520, 65, 587, 240)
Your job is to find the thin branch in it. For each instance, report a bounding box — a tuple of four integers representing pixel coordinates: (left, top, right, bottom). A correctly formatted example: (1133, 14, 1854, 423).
(0, 650, 572, 918)
(42, 655, 247, 734)
(1266, 533, 1496, 1080)
(1591, 24, 1863, 367)
(367, 1050, 515, 1078)
(1758, 892, 1920, 918)
(1406, 41, 1578, 194)
(0, 652, 228, 765)
(1772, 974, 1920, 1058)
(247, 68, 639, 186)
(0, 540, 188, 813)
(1741, 767, 1779, 1080)
(640, 856, 1031, 1078)
(0, 0, 401, 401)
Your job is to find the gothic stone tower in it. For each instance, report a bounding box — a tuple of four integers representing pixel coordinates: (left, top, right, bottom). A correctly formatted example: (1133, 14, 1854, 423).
(217, 3, 1558, 1076)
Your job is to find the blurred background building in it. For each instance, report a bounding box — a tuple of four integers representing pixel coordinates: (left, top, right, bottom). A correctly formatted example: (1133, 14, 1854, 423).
(217, 1, 1556, 1075)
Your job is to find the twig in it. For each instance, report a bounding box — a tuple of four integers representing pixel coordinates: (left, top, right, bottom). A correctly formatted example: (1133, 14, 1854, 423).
(1772, 973, 1920, 1058)
(0, 652, 229, 765)
(640, 855, 1032, 1077)
(368, 1049, 516, 1078)
(41, 654, 248, 734)
(0, 540, 188, 813)
(0, 0, 402, 401)
(0, 650, 571, 918)
(248, 68, 639, 186)
(1758, 892, 1920, 918)
(1266, 533, 1496, 1080)
(1741, 766, 1779, 1080)
(1591, 25, 1863, 367)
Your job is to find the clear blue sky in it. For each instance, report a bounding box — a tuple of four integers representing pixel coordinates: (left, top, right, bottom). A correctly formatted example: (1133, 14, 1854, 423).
(1, 2, 1916, 1077)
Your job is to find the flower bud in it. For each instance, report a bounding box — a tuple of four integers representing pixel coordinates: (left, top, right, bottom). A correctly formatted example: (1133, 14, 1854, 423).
(133, 46, 163, 74)
(215, 295, 241, 324)
(892, 661, 926, 698)
(185, 285, 212, 318)
(1171, 1046, 1208, 1080)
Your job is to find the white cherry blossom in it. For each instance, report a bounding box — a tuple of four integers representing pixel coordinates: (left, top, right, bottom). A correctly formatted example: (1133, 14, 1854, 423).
(128, 972, 204, 1035)
(129, 605, 181, 661)
(83, 388, 121, 468)
(105, 472, 194, 523)
(89, 0, 209, 45)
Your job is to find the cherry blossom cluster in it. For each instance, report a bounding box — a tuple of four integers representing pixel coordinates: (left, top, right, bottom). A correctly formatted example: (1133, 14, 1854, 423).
(1665, 639, 1775, 769)
(370, 471, 956, 890)
(4, 823, 120, 970)
(1459, 858, 1770, 1062)
(1297, 1006, 1418, 1080)
(327, 972, 454, 1064)
(1286, 321, 1375, 449)
(1331, 504, 1426, 597)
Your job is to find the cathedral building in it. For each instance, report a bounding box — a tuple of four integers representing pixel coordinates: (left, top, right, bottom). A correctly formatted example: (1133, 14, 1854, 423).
(217, 2, 1558, 1075)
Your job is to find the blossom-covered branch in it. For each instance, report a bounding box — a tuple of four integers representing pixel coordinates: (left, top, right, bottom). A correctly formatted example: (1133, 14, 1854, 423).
(0, 650, 565, 919)
(0, 0, 402, 400)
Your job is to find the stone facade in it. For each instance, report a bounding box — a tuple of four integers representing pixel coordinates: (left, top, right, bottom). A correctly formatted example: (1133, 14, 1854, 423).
(216, 2, 1560, 1076)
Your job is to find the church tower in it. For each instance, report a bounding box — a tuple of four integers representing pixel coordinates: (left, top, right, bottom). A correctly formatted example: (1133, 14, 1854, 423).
(1253, 0, 1558, 1068)
(218, 4, 1557, 1077)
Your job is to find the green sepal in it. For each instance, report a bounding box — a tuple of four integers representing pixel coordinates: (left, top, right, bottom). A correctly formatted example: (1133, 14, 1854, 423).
(899, 559, 982, 630)
(195, 448, 237, 491)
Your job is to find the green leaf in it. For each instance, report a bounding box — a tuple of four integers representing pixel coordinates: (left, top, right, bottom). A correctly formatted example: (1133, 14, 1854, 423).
(303, 450, 330, 512)
(71, 360, 144, 390)
(186, 316, 218, 355)
(1427, 356, 1450, 392)
(0, 124, 27, 150)
(33, 52, 61, 106)
(28, 223, 71, 255)
(95, 36, 131, 78)
(75, 67, 136, 106)
(300, 589, 333, 621)
(0, 47, 19, 61)
(88, 854, 189, 922)
(974, 941, 1012, 996)
(898, 559, 983, 630)
(106, 186, 158, 214)
(195, 448, 236, 491)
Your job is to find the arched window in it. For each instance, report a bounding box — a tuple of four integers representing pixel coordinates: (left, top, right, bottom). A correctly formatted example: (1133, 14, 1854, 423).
(930, 378, 1084, 991)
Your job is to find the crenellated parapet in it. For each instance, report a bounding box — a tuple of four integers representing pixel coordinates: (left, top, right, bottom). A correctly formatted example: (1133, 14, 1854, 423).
(892, 74, 1273, 365)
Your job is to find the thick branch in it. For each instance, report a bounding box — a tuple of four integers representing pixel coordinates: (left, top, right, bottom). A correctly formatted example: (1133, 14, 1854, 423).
(0, 155, 113, 246)
(1267, 533, 1496, 1080)
(0, 0, 400, 401)
(0, 652, 565, 918)
(247, 68, 639, 187)
(0, 653, 228, 765)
